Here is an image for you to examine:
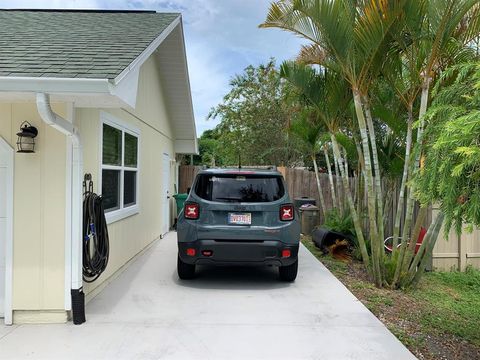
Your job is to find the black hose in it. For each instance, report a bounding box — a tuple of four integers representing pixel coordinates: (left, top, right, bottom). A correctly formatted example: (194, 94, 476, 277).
(83, 193, 109, 283)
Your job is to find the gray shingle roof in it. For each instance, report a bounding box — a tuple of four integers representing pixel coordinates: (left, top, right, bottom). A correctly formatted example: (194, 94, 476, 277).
(0, 10, 179, 79)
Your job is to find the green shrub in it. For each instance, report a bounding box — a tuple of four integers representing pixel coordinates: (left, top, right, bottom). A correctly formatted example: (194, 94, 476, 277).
(323, 208, 356, 239)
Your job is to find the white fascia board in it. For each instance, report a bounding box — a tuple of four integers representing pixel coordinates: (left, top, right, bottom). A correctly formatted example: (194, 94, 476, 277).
(0, 76, 111, 94)
(177, 17, 198, 152)
(113, 15, 181, 86)
(110, 67, 140, 108)
(0, 76, 137, 109)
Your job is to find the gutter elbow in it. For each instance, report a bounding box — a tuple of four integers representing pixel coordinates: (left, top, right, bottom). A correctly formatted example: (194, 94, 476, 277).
(36, 93, 55, 127)
(36, 92, 75, 136)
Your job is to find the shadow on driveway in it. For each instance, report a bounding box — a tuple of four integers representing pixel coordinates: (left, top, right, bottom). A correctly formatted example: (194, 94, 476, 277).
(173, 264, 292, 290)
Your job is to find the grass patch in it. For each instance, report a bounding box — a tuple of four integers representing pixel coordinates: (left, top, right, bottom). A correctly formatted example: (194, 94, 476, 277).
(389, 324, 426, 349)
(301, 235, 480, 359)
(414, 267, 480, 346)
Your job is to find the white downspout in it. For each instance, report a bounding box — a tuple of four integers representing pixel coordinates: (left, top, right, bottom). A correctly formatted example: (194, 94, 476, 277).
(36, 93, 84, 316)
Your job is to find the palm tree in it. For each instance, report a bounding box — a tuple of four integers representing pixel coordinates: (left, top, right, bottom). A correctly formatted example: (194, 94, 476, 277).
(262, 0, 407, 285)
(279, 60, 371, 268)
(262, 0, 480, 288)
(288, 107, 328, 216)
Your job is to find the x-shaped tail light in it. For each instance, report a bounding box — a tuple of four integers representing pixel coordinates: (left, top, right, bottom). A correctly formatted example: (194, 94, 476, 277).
(280, 204, 294, 221)
(184, 202, 199, 220)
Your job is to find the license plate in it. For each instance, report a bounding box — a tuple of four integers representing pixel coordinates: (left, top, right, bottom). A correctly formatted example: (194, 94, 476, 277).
(228, 213, 251, 225)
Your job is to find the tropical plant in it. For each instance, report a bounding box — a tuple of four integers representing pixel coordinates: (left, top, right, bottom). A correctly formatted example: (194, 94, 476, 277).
(323, 209, 356, 240)
(279, 61, 372, 262)
(261, 0, 480, 288)
(288, 107, 328, 215)
(416, 62, 480, 242)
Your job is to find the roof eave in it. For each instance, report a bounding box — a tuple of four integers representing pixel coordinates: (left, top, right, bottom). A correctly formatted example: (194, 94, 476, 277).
(0, 76, 111, 93)
(177, 17, 198, 155)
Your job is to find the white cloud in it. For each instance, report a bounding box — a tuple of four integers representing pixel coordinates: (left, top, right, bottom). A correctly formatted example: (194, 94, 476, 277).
(1, 0, 305, 135)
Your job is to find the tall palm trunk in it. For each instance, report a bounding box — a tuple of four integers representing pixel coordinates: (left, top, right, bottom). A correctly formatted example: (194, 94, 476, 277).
(392, 104, 414, 255)
(383, 182, 394, 231)
(331, 134, 370, 270)
(323, 144, 338, 209)
(364, 98, 385, 276)
(312, 154, 327, 219)
(400, 206, 428, 281)
(333, 146, 343, 211)
(353, 90, 382, 286)
(354, 136, 365, 217)
(392, 76, 432, 288)
(407, 212, 444, 287)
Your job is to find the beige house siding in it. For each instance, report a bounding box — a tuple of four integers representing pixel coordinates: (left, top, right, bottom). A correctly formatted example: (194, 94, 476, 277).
(79, 55, 177, 297)
(0, 102, 67, 321)
(0, 53, 180, 323)
(133, 55, 174, 139)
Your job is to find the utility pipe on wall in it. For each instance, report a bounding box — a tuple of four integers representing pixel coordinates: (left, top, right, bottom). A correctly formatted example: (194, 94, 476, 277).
(36, 93, 85, 324)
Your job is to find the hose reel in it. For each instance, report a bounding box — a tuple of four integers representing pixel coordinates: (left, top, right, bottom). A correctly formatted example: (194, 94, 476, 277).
(82, 173, 109, 283)
(71, 174, 110, 325)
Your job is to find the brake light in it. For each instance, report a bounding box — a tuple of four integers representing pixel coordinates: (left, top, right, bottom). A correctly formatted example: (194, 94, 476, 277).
(186, 248, 196, 256)
(185, 203, 199, 220)
(282, 249, 291, 258)
(280, 204, 294, 221)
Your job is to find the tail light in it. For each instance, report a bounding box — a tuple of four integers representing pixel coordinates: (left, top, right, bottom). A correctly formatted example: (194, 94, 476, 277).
(184, 202, 199, 220)
(282, 249, 291, 258)
(280, 204, 294, 221)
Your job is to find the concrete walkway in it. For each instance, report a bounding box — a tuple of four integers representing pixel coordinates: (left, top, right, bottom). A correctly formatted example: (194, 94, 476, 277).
(0, 232, 415, 359)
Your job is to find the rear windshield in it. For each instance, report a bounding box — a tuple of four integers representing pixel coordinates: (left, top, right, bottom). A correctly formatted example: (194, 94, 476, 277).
(194, 174, 285, 203)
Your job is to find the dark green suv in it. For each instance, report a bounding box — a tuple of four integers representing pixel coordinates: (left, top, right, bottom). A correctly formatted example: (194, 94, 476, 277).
(176, 168, 300, 281)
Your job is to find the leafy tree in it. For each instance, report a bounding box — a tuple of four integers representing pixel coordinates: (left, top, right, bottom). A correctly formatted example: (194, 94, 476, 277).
(208, 60, 302, 167)
(191, 129, 222, 166)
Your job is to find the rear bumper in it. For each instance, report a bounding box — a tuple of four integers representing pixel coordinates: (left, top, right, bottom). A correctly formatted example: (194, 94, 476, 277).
(178, 240, 299, 266)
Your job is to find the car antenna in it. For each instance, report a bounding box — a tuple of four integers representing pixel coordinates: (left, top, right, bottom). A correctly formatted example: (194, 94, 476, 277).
(238, 153, 241, 169)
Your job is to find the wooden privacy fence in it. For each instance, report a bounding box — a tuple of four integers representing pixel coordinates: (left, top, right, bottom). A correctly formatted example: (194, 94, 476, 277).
(178, 165, 201, 193)
(279, 166, 431, 239)
(178, 165, 479, 271)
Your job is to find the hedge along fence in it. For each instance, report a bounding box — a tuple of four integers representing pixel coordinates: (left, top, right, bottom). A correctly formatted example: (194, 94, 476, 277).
(178, 165, 478, 271)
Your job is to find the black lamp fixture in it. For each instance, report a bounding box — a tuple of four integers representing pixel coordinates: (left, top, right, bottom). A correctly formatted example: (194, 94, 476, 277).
(16, 121, 38, 153)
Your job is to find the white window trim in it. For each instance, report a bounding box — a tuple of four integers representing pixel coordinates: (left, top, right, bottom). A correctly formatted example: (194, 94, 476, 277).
(99, 111, 141, 224)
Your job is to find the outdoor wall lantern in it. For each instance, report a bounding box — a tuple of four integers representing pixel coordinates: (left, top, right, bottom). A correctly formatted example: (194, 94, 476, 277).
(16, 121, 38, 153)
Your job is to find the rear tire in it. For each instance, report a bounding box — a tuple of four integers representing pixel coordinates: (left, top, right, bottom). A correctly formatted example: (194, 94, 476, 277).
(279, 259, 298, 282)
(177, 255, 196, 280)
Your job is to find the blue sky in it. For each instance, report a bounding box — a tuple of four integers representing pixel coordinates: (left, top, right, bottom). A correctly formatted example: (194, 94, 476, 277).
(2, 0, 304, 135)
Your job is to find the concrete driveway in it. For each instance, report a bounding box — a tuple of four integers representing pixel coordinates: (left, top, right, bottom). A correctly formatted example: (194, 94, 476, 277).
(0, 232, 415, 359)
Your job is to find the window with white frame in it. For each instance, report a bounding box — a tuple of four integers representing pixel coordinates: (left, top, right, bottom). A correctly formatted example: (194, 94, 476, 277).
(101, 116, 139, 217)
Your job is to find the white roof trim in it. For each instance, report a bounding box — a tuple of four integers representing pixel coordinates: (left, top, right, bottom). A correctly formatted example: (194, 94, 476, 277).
(0, 77, 111, 93)
(177, 17, 198, 154)
(113, 15, 181, 86)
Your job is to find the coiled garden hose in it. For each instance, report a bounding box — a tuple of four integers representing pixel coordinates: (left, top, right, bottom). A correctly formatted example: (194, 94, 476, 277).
(83, 192, 109, 283)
